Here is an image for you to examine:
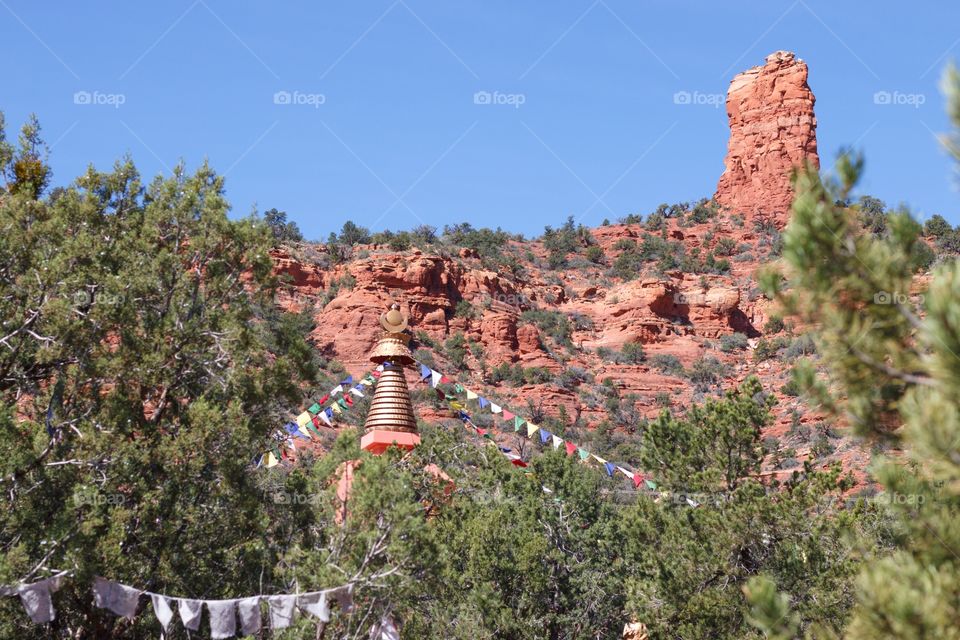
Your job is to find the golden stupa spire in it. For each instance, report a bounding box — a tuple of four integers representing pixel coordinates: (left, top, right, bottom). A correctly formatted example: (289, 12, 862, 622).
(360, 304, 420, 453)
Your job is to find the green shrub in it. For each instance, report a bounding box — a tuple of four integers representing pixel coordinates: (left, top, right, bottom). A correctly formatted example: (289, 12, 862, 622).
(764, 316, 785, 334)
(783, 334, 816, 359)
(687, 356, 728, 389)
(520, 309, 572, 346)
(715, 237, 737, 256)
(455, 299, 478, 319)
(621, 342, 646, 364)
(719, 332, 749, 352)
(585, 245, 605, 264)
(445, 332, 468, 369)
(649, 353, 684, 376)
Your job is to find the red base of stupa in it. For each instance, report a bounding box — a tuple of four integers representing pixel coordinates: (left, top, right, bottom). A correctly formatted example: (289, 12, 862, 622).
(360, 430, 421, 455)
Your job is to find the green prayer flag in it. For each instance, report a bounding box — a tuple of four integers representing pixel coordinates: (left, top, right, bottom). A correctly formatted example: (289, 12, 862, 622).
(577, 448, 589, 460)
(645, 479, 657, 490)
(308, 403, 321, 415)
(455, 383, 464, 394)
(304, 422, 322, 438)
(338, 398, 348, 409)
(514, 416, 525, 432)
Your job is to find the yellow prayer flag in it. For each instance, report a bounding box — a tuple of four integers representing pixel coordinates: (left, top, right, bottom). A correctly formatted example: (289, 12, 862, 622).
(296, 412, 312, 428)
(265, 452, 279, 468)
(526, 423, 539, 438)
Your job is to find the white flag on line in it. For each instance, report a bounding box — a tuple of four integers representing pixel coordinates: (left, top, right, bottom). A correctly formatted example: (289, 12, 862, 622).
(206, 599, 237, 639)
(150, 594, 174, 632)
(268, 594, 297, 629)
(93, 577, 142, 620)
(178, 598, 203, 631)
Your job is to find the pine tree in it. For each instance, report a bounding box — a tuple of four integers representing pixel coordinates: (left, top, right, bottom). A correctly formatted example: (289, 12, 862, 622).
(751, 63, 960, 639)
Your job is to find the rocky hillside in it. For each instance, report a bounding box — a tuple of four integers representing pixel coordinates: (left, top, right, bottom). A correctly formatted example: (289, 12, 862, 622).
(271, 51, 872, 488)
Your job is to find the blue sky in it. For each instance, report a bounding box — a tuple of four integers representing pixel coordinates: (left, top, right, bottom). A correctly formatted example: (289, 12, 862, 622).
(3, 1, 959, 239)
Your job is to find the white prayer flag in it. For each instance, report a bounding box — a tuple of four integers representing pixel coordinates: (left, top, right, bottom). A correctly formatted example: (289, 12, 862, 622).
(93, 577, 142, 620)
(430, 370, 442, 387)
(17, 574, 64, 624)
(150, 594, 174, 632)
(206, 599, 237, 639)
(178, 599, 203, 631)
(268, 595, 297, 629)
(237, 596, 262, 635)
(551, 434, 563, 450)
(298, 591, 331, 622)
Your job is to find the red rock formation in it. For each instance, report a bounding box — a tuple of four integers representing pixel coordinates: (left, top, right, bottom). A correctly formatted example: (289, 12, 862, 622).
(715, 51, 819, 225)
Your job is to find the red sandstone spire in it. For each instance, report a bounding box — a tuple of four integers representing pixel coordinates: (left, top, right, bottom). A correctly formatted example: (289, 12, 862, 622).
(715, 51, 819, 226)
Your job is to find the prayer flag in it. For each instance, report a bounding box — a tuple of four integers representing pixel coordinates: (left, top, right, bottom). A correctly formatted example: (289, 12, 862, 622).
(515, 416, 525, 431)
(539, 430, 551, 445)
(265, 452, 279, 467)
(420, 364, 432, 379)
(431, 370, 442, 387)
(503, 409, 515, 421)
(633, 474, 643, 488)
(349, 387, 364, 398)
(578, 448, 589, 461)
(478, 397, 490, 409)
(296, 412, 311, 428)
(526, 423, 538, 437)
(551, 434, 563, 450)
(490, 403, 502, 414)
(308, 403, 321, 415)
(330, 384, 343, 396)
(466, 389, 478, 400)
(340, 375, 353, 386)
(565, 441, 577, 456)
(605, 462, 615, 477)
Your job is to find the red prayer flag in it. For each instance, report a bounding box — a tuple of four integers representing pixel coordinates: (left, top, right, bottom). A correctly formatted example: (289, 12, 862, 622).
(476, 428, 487, 436)
(344, 394, 354, 407)
(502, 409, 515, 421)
(319, 394, 329, 405)
(633, 473, 643, 488)
(511, 459, 528, 468)
(564, 441, 577, 456)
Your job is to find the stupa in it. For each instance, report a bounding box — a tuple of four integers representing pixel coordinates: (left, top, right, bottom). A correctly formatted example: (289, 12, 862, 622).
(334, 304, 453, 522)
(359, 304, 421, 455)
